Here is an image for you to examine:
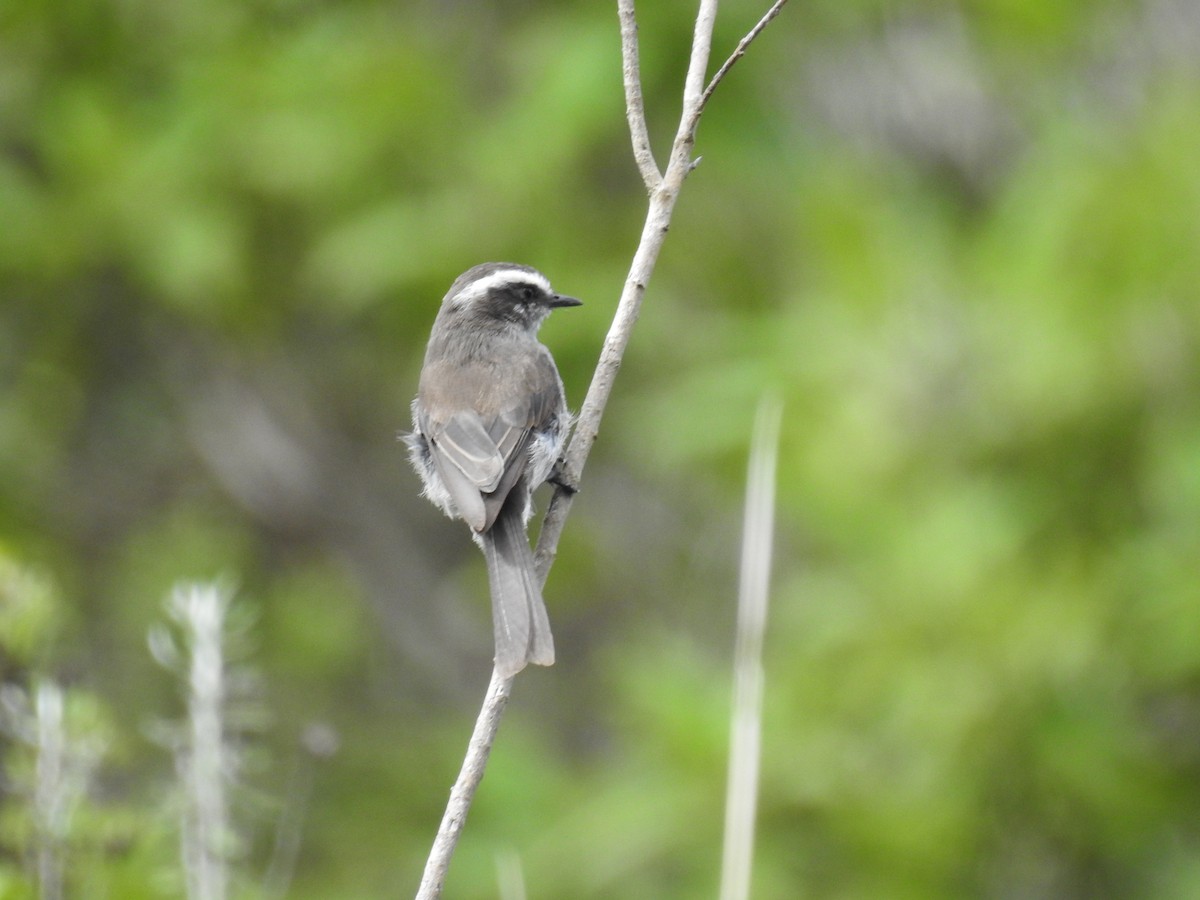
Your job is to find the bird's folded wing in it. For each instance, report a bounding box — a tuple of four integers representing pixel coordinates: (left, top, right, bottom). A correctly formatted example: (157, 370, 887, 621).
(432, 400, 553, 533)
(428, 412, 503, 532)
(437, 413, 505, 490)
(472, 408, 528, 531)
(488, 412, 526, 470)
(431, 449, 488, 532)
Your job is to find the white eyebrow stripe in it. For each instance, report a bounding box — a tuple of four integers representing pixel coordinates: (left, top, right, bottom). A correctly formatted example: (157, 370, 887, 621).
(454, 268, 552, 305)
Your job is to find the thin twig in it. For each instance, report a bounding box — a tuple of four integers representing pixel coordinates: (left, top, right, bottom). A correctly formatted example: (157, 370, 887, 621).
(618, 0, 661, 191)
(704, 0, 788, 106)
(718, 397, 781, 900)
(415, 668, 514, 900)
(691, 0, 790, 134)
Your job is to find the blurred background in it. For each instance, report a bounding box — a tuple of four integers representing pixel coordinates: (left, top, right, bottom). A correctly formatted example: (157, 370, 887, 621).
(2, 0, 1200, 897)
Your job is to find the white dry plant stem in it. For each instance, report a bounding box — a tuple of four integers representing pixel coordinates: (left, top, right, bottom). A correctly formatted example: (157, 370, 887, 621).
(150, 581, 242, 900)
(495, 848, 528, 900)
(33, 683, 68, 900)
(185, 585, 228, 900)
(0, 680, 103, 900)
(719, 397, 782, 900)
(414, 2, 789, 898)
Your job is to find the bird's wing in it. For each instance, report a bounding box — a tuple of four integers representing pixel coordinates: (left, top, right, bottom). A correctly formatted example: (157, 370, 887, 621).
(429, 407, 536, 533)
(426, 411, 505, 532)
(438, 412, 506, 491)
(479, 408, 535, 531)
(477, 362, 564, 530)
(485, 411, 528, 476)
(430, 444, 488, 532)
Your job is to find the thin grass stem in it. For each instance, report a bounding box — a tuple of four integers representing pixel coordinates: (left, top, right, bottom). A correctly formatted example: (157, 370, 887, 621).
(719, 397, 782, 900)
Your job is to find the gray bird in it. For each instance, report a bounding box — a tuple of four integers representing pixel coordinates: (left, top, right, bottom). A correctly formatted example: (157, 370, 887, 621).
(405, 263, 582, 678)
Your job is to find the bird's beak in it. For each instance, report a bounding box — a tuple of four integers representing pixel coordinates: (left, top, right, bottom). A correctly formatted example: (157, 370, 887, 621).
(549, 293, 583, 308)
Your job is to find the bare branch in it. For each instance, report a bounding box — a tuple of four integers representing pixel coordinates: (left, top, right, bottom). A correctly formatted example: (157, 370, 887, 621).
(683, 0, 720, 115)
(538, 0, 786, 578)
(699, 0, 789, 116)
(619, 0, 662, 191)
(535, 198, 670, 577)
(419, 2, 787, 895)
(415, 668, 514, 900)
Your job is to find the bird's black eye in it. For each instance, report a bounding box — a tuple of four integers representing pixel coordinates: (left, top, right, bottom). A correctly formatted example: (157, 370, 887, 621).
(521, 286, 535, 301)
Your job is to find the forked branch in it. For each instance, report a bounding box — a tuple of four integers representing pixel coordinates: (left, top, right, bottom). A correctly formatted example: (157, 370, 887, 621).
(698, 0, 790, 119)
(536, 0, 787, 565)
(417, 3, 788, 897)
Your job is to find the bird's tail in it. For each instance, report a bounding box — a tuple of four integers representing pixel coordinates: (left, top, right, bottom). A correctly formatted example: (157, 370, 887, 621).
(480, 499, 555, 678)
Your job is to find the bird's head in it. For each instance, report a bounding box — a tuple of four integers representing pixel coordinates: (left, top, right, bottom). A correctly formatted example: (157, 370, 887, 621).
(441, 262, 582, 333)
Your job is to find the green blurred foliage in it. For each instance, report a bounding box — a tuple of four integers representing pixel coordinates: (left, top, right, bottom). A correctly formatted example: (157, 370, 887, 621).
(2, 0, 1200, 897)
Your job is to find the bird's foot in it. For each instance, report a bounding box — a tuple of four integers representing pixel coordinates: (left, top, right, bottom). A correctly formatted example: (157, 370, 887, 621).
(548, 459, 579, 495)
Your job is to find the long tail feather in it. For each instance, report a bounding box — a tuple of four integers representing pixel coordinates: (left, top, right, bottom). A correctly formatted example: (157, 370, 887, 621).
(480, 502, 555, 678)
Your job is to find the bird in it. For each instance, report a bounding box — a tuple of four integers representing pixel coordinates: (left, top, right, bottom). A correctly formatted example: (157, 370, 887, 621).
(405, 263, 582, 678)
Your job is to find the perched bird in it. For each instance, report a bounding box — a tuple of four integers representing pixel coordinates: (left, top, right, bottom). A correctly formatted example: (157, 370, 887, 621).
(405, 263, 582, 678)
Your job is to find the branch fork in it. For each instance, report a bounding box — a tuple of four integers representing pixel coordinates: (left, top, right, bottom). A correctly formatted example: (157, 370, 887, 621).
(416, 3, 788, 896)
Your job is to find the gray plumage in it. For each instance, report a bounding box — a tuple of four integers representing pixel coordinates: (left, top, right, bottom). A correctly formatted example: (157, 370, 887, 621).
(405, 263, 581, 678)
